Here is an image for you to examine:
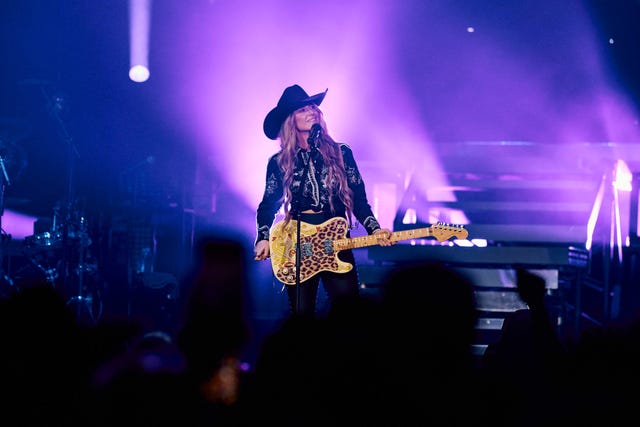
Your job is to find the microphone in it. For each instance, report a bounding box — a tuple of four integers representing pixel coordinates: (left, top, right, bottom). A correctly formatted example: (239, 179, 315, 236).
(308, 123, 322, 150)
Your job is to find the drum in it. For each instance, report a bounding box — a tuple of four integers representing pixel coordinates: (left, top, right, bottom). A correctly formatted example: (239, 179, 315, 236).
(24, 231, 64, 251)
(23, 231, 64, 285)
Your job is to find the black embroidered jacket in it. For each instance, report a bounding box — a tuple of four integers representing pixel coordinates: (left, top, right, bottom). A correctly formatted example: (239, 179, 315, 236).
(255, 143, 381, 244)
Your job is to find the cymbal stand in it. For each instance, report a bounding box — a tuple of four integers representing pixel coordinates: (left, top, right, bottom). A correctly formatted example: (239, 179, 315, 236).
(0, 153, 14, 291)
(58, 201, 102, 324)
(38, 85, 89, 322)
(64, 211, 100, 324)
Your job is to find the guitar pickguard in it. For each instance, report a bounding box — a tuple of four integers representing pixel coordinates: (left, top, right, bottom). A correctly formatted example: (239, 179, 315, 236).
(270, 217, 353, 285)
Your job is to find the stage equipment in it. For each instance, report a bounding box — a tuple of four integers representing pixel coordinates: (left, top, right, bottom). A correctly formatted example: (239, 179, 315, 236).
(28, 85, 99, 323)
(23, 202, 102, 323)
(0, 117, 30, 294)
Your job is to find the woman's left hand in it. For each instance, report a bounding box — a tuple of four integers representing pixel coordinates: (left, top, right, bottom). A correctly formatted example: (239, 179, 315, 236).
(374, 228, 395, 246)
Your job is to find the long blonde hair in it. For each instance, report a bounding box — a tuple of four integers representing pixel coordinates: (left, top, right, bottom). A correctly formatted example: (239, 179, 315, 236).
(276, 106, 353, 224)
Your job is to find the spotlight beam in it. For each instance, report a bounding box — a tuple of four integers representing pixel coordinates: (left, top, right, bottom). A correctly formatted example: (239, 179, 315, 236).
(129, 0, 152, 82)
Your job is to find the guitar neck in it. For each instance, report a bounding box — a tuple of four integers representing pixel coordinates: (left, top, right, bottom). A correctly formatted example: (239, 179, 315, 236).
(334, 227, 434, 250)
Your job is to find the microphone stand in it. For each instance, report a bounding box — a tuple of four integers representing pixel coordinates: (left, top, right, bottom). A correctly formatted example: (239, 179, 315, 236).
(291, 137, 317, 316)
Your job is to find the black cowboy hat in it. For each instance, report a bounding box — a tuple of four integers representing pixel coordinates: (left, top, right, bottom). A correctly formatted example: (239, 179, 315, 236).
(263, 84, 327, 140)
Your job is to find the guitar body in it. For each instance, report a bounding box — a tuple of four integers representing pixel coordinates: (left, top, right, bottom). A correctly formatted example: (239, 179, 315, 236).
(269, 217, 353, 285)
(269, 216, 468, 286)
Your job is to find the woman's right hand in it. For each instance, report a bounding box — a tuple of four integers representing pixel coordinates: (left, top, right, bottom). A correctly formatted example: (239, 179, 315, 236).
(254, 240, 270, 261)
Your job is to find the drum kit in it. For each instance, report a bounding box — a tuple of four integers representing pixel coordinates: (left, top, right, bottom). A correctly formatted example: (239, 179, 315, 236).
(20, 202, 102, 323)
(0, 108, 103, 324)
(2, 201, 103, 324)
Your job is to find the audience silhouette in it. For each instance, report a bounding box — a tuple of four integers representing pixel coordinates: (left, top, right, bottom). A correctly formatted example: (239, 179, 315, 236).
(246, 260, 486, 426)
(2, 243, 639, 427)
(175, 234, 253, 425)
(0, 284, 89, 426)
(374, 261, 487, 426)
(481, 268, 572, 427)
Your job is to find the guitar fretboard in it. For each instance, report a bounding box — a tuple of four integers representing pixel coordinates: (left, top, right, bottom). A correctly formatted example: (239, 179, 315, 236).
(334, 227, 434, 250)
(333, 223, 467, 250)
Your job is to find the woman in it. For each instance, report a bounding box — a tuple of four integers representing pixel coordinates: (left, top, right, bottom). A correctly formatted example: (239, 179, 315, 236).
(254, 84, 393, 317)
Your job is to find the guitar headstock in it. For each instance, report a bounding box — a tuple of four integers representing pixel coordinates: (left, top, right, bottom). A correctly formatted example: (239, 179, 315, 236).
(430, 222, 468, 242)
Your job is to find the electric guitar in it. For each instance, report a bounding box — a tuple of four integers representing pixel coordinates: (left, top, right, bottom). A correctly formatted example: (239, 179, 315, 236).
(269, 216, 468, 285)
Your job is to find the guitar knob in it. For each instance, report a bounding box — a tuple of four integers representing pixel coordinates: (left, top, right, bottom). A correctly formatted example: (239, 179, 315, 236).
(282, 267, 289, 275)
